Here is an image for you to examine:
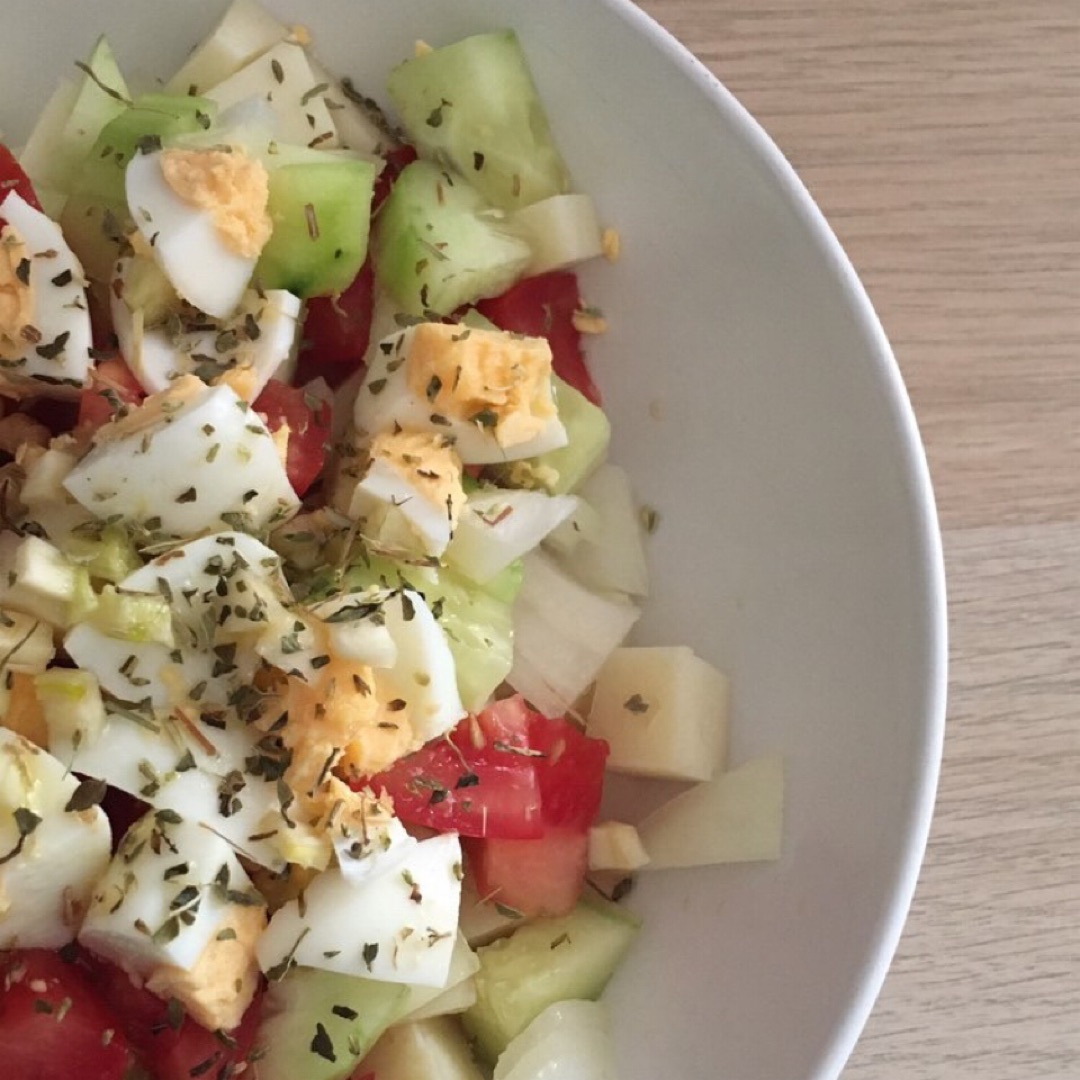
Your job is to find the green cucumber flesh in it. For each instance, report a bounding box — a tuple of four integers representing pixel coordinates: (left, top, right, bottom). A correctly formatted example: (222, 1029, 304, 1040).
(461, 891, 641, 1062)
(372, 159, 530, 317)
(388, 30, 571, 210)
(257, 157, 376, 298)
(255, 966, 408, 1080)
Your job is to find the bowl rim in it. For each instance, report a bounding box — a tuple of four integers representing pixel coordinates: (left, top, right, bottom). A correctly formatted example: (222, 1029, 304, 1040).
(601, 1, 949, 1075)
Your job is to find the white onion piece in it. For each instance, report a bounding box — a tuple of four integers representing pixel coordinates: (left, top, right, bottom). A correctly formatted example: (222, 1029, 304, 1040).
(551, 464, 649, 597)
(508, 551, 639, 718)
(445, 489, 579, 585)
(507, 194, 605, 277)
(494, 999, 617, 1080)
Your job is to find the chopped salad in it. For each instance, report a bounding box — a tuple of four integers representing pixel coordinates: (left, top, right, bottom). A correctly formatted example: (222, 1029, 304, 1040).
(0, 2, 782, 1078)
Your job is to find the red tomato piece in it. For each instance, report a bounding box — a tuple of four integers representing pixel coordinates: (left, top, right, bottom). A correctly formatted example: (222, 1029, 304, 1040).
(295, 260, 376, 388)
(464, 827, 591, 918)
(476, 271, 602, 405)
(77, 357, 145, 433)
(253, 379, 332, 497)
(364, 696, 608, 844)
(0, 949, 136, 1080)
(87, 954, 262, 1080)
(0, 144, 41, 214)
(529, 715, 609, 830)
(366, 714, 544, 840)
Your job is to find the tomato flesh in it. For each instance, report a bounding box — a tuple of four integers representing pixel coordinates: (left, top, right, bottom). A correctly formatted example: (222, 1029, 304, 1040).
(0, 949, 136, 1080)
(465, 828, 591, 918)
(253, 379, 332, 497)
(87, 952, 262, 1080)
(0, 144, 41, 215)
(77, 357, 145, 434)
(367, 716, 545, 840)
(295, 260, 376, 388)
(476, 271, 602, 405)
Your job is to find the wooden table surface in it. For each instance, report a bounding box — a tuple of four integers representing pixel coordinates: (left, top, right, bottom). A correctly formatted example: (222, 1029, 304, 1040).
(636, 2, 1079, 1077)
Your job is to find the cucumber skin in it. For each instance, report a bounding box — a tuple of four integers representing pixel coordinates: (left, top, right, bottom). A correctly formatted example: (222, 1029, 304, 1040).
(257, 159, 376, 298)
(388, 30, 571, 211)
(461, 892, 641, 1062)
(372, 159, 530, 317)
(255, 966, 409, 1080)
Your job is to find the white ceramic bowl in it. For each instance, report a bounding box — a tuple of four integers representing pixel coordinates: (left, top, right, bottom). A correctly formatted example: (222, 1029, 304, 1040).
(1, 3, 947, 1078)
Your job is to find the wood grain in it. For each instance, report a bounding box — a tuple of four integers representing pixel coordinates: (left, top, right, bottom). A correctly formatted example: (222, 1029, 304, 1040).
(635, 1, 1080, 1076)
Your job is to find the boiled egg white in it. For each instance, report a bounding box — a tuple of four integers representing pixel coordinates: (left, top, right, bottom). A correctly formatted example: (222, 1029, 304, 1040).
(0, 191, 92, 396)
(111, 256, 301, 396)
(62, 379, 299, 537)
(125, 147, 270, 319)
(354, 322, 568, 465)
(0, 728, 111, 948)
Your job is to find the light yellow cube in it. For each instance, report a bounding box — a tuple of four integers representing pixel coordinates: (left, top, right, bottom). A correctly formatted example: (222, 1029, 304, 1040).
(586, 646, 729, 781)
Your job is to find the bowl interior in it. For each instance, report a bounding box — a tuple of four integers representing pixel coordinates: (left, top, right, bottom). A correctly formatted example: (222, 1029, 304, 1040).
(0, 3, 946, 1078)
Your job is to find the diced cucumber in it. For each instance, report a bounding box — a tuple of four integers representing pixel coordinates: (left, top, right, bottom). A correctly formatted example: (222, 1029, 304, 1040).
(84, 585, 174, 646)
(358, 1017, 485, 1080)
(33, 669, 106, 749)
(257, 158, 376, 297)
(372, 159, 530, 316)
(342, 555, 515, 713)
(19, 37, 130, 204)
(60, 93, 217, 282)
(387, 31, 570, 210)
(61, 525, 142, 585)
(118, 253, 180, 325)
(461, 892, 641, 1062)
(255, 965, 408, 1080)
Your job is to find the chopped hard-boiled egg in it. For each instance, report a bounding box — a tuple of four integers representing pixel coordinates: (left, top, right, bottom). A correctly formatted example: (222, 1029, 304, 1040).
(334, 429, 465, 557)
(111, 256, 301, 395)
(257, 831, 462, 987)
(63, 378, 299, 537)
(0, 192, 92, 397)
(64, 531, 284, 711)
(354, 323, 568, 465)
(375, 587, 467, 744)
(0, 728, 111, 949)
(79, 809, 267, 1030)
(126, 147, 272, 319)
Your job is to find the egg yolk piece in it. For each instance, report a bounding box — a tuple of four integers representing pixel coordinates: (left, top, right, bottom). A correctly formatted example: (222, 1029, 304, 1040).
(160, 148, 272, 260)
(0, 226, 35, 361)
(406, 322, 557, 448)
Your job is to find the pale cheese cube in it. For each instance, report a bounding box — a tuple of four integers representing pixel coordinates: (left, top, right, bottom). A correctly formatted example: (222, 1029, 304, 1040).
(586, 646, 729, 781)
(587, 821, 650, 872)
